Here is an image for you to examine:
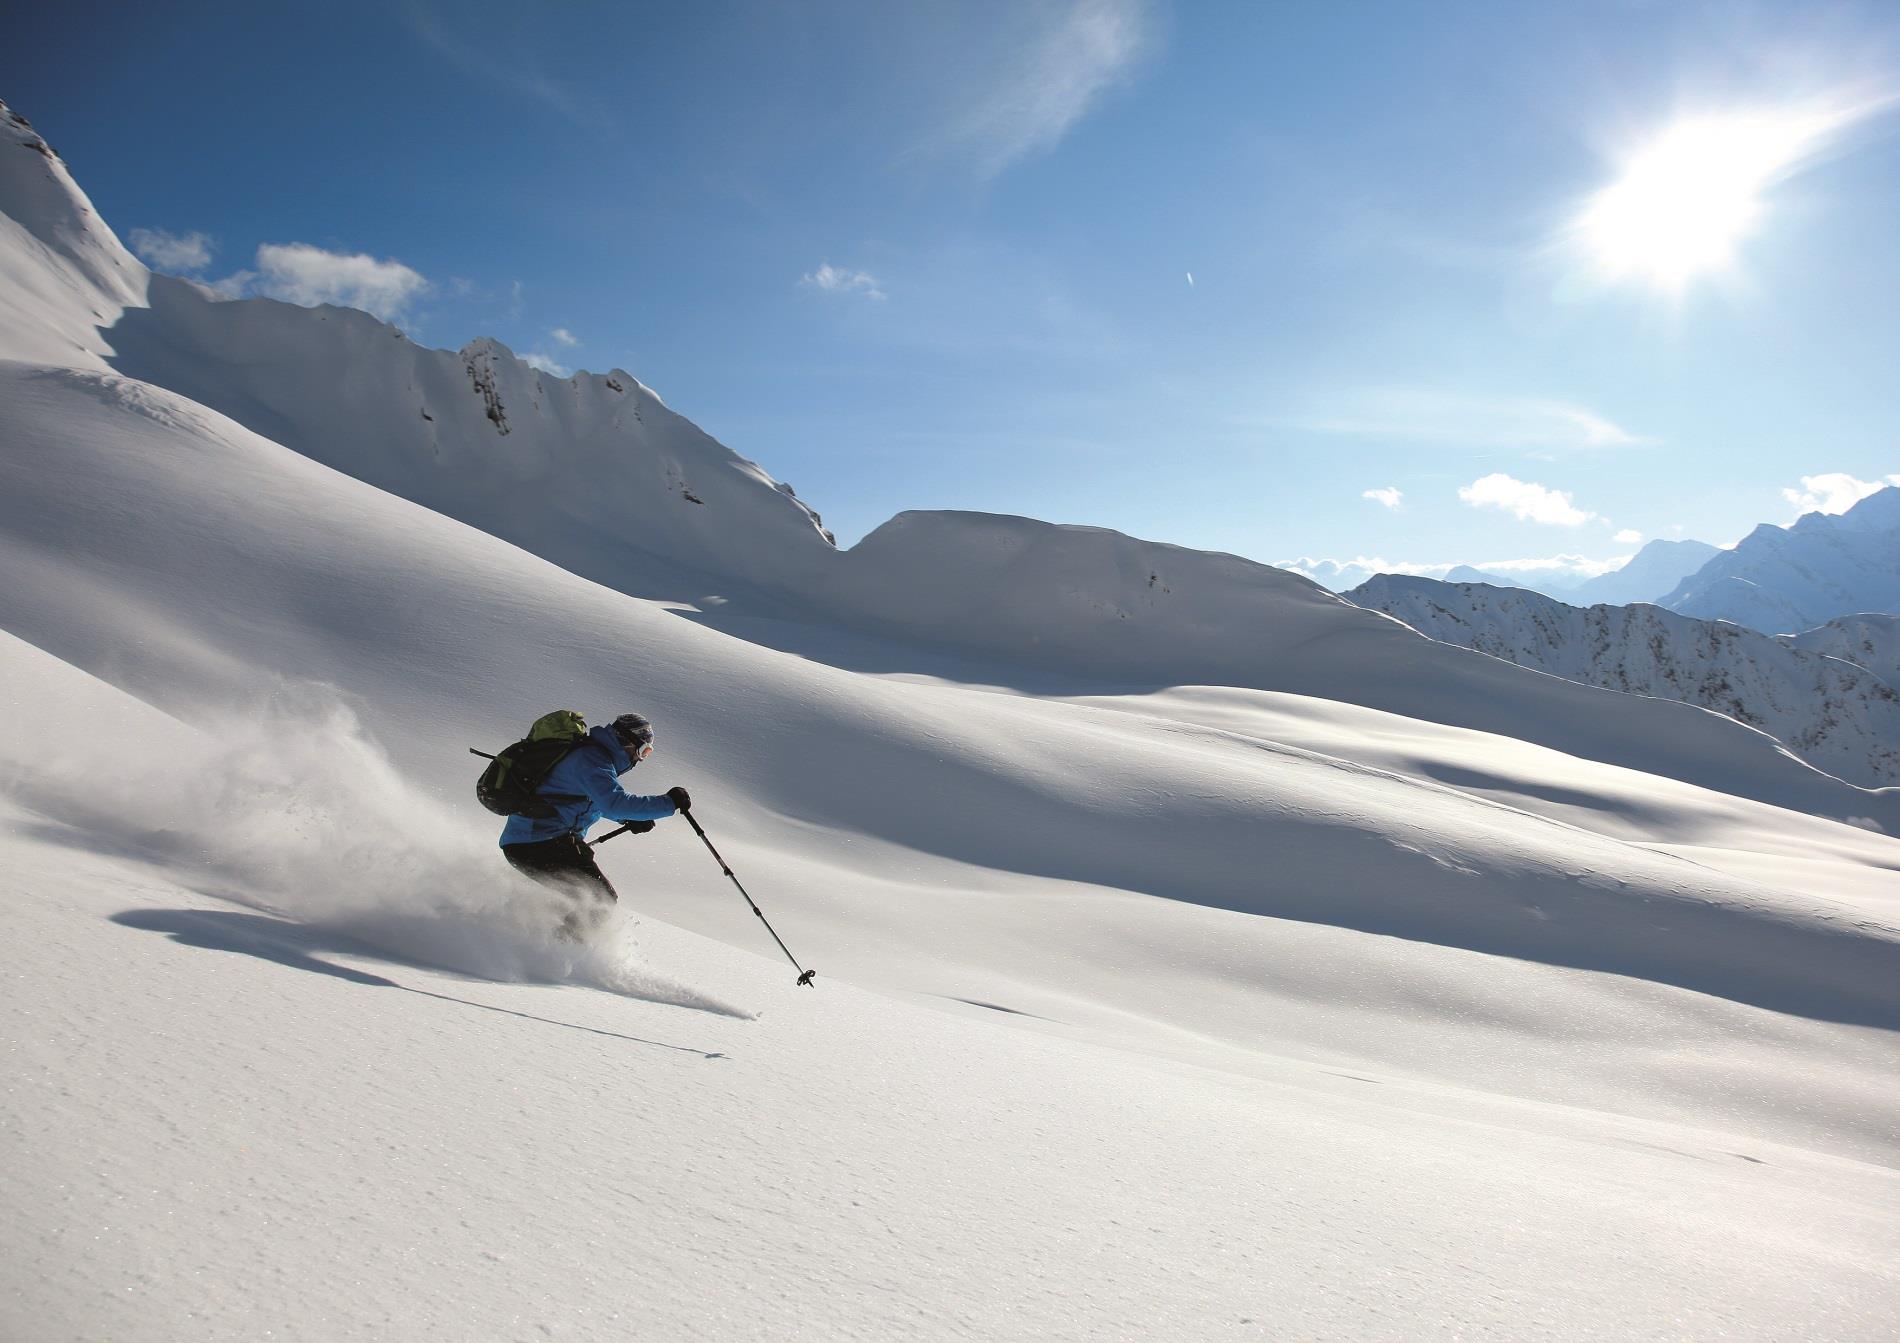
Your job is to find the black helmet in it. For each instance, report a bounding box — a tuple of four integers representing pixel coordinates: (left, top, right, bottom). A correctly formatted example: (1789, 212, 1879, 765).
(611, 713, 655, 754)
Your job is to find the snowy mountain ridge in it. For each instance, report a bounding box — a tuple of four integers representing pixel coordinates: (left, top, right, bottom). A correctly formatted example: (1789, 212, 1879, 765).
(1661, 487, 1900, 633)
(0, 103, 145, 366)
(1345, 574, 1900, 787)
(1789, 612, 1900, 689)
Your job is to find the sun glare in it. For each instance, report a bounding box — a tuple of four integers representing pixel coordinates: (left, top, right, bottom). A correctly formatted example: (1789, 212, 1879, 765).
(1576, 108, 1842, 294)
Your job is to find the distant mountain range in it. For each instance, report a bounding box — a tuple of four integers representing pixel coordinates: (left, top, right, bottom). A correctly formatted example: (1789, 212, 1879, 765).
(1311, 491, 1900, 637)
(1660, 488, 1900, 634)
(1294, 538, 1724, 606)
(1442, 565, 1531, 589)
(1345, 574, 1900, 787)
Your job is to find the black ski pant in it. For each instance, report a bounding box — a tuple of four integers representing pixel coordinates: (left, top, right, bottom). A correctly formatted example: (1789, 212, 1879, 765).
(502, 833, 620, 938)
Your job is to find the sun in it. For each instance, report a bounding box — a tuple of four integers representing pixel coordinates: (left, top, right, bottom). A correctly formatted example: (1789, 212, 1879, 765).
(1575, 108, 1842, 294)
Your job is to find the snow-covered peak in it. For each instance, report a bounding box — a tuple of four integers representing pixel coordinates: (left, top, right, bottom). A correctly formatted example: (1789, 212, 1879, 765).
(101, 274, 839, 598)
(1568, 537, 1722, 606)
(1661, 490, 1900, 633)
(0, 100, 147, 365)
(1834, 484, 1900, 532)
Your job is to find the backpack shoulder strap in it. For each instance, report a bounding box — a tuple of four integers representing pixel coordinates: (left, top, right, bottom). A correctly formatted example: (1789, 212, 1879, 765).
(529, 736, 599, 800)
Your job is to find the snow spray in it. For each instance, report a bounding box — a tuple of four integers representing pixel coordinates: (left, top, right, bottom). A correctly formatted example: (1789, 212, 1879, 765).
(7, 683, 748, 1017)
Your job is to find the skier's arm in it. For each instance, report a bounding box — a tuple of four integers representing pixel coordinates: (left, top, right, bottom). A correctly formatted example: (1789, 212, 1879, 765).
(578, 760, 678, 822)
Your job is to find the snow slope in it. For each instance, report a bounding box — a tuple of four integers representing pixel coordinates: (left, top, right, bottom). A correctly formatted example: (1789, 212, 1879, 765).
(0, 103, 145, 366)
(12, 771, 1896, 1340)
(1345, 573, 1900, 787)
(6, 363, 1899, 1338)
(5, 100, 1900, 1338)
(1661, 488, 1900, 634)
(105, 282, 839, 602)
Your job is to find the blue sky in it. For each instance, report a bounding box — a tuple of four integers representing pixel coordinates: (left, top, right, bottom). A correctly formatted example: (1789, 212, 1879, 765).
(10, 1, 1899, 581)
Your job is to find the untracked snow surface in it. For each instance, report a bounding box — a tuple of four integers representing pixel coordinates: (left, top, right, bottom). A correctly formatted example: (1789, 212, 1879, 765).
(4, 100, 1900, 1339)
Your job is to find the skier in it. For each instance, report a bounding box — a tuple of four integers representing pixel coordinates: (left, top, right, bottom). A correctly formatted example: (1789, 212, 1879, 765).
(498, 712, 690, 937)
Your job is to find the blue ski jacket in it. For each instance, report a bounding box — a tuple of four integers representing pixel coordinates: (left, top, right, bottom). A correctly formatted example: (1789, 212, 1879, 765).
(498, 725, 679, 847)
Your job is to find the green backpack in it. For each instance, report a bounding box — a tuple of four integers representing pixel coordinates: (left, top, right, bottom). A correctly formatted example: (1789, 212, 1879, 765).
(473, 710, 592, 818)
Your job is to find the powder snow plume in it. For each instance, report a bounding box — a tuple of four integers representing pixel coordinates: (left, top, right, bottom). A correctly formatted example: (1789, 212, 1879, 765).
(4, 683, 749, 1018)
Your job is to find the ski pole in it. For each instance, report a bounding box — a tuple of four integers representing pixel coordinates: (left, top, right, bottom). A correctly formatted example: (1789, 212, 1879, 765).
(681, 808, 816, 988)
(590, 821, 646, 847)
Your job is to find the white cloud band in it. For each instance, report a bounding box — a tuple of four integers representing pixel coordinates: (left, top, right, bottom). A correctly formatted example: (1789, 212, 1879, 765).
(1458, 472, 1596, 526)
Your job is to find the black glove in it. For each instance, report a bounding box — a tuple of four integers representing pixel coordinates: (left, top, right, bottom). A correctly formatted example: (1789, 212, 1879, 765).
(666, 786, 692, 812)
(623, 820, 656, 835)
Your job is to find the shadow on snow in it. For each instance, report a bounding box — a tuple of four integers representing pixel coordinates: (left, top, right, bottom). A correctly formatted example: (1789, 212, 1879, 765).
(110, 907, 729, 1060)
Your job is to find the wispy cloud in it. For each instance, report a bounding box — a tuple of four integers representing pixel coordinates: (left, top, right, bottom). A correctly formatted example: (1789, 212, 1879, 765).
(1362, 486, 1403, 510)
(408, 5, 607, 130)
(1781, 471, 1900, 517)
(926, 0, 1153, 178)
(1458, 472, 1597, 526)
(801, 263, 886, 300)
(550, 327, 579, 347)
(1613, 528, 1643, 544)
(208, 243, 430, 322)
(128, 227, 214, 273)
(522, 351, 571, 377)
(1299, 389, 1649, 452)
